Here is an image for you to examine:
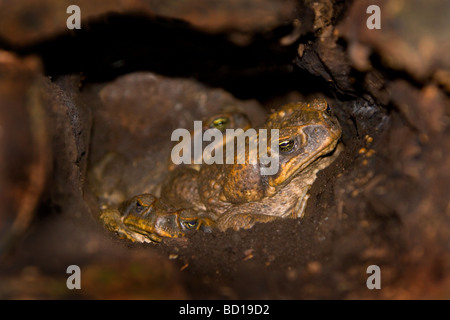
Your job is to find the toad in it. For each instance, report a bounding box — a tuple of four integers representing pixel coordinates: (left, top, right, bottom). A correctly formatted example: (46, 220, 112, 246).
(100, 99, 342, 242)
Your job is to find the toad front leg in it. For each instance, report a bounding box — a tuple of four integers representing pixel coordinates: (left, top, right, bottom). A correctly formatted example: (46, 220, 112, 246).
(216, 212, 281, 231)
(215, 186, 311, 231)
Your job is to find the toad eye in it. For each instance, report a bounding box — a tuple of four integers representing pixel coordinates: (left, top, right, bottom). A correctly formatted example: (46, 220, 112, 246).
(211, 117, 229, 130)
(134, 200, 144, 214)
(181, 219, 198, 230)
(326, 104, 331, 114)
(279, 139, 296, 153)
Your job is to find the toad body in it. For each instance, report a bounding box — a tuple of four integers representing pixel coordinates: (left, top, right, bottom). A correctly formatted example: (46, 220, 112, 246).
(100, 100, 342, 242)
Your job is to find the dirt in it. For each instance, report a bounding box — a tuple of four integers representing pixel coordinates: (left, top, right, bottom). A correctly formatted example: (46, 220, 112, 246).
(0, 0, 449, 299)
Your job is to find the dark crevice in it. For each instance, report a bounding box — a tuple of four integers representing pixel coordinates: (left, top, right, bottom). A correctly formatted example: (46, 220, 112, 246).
(7, 12, 332, 103)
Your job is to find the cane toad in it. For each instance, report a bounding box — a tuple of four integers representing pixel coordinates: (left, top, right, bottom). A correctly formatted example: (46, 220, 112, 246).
(100, 111, 253, 242)
(100, 99, 342, 242)
(169, 111, 252, 171)
(100, 193, 215, 243)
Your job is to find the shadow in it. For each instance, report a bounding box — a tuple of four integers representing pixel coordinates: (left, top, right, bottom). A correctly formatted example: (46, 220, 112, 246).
(14, 12, 331, 102)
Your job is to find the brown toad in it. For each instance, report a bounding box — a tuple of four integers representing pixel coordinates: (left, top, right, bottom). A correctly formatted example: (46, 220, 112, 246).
(100, 99, 342, 242)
